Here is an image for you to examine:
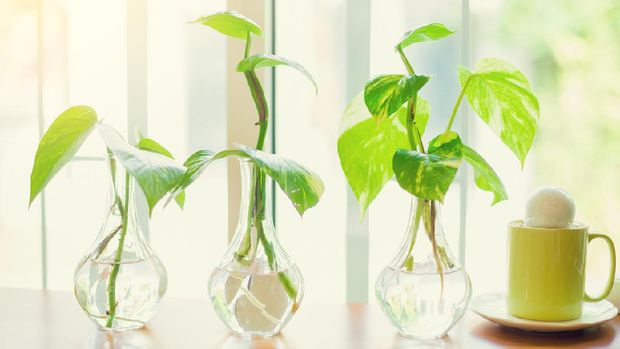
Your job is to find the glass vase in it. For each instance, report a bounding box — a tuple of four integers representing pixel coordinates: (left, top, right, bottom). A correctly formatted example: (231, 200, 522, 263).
(209, 159, 304, 336)
(375, 198, 471, 339)
(73, 154, 168, 331)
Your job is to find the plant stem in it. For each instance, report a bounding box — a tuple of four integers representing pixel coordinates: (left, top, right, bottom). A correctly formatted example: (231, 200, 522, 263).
(397, 45, 415, 75)
(445, 75, 473, 133)
(405, 99, 417, 150)
(399, 46, 425, 154)
(106, 149, 124, 214)
(397, 38, 444, 297)
(405, 98, 426, 153)
(422, 200, 444, 296)
(402, 198, 425, 271)
(105, 171, 130, 328)
(244, 32, 252, 58)
(245, 70, 269, 129)
(237, 39, 297, 302)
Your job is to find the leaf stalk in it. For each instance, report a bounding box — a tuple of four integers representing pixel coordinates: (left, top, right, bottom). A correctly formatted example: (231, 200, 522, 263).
(445, 75, 473, 132)
(105, 171, 131, 328)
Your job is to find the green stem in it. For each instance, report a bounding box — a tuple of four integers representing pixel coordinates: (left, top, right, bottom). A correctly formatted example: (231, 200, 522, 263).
(397, 45, 415, 75)
(105, 171, 130, 328)
(402, 198, 425, 271)
(423, 201, 444, 296)
(399, 46, 425, 154)
(106, 149, 124, 214)
(445, 75, 473, 133)
(236, 37, 297, 302)
(244, 70, 269, 134)
(244, 32, 252, 58)
(405, 98, 425, 153)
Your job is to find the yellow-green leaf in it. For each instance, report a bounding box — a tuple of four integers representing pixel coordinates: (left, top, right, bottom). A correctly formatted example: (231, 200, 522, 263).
(462, 145, 507, 205)
(458, 58, 539, 166)
(29, 106, 98, 205)
(237, 54, 317, 93)
(98, 124, 185, 215)
(393, 132, 463, 202)
(337, 93, 429, 216)
(171, 146, 323, 216)
(397, 23, 455, 49)
(364, 74, 429, 121)
(137, 136, 186, 209)
(193, 11, 262, 40)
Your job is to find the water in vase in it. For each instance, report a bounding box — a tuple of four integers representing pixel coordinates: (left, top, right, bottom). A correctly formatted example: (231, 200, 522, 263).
(209, 264, 303, 336)
(74, 255, 167, 330)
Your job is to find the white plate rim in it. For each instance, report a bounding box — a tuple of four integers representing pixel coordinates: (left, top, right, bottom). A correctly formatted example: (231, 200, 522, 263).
(471, 292, 618, 332)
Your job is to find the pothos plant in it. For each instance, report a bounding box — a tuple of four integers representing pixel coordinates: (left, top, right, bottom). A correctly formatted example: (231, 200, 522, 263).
(167, 11, 324, 302)
(337, 24, 539, 284)
(29, 106, 185, 327)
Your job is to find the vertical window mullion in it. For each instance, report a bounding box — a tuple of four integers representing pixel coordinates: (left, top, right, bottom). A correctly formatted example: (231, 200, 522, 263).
(345, 0, 371, 303)
(36, 0, 48, 291)
(126, 0, 150, 239)
(458, 0, 471, 266)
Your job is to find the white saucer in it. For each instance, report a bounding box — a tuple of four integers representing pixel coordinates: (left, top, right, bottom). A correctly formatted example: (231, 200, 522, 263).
(471, 293, 618, 332)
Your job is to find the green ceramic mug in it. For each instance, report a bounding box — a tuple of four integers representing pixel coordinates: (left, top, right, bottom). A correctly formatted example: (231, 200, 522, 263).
(507, 220, 616, 321)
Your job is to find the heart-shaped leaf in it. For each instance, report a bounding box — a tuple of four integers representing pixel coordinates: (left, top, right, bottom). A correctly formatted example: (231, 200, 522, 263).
(137, 136, 186, 209)
(171, 149, 244, 199)
(393, 131, 463, 201)
(172, 146, 323, 216)
(397, 23, 455, 49)
(364, 74, 429, 121)
(337, 93, 429, 216)
(458, 58, 539, 166)
(193, 10, 262, 40)
(237, 54, 317, 93)
(29, 106, 98, 205)
(462, 145, 507, 205)
(98, 124, 185, 215)
(237, 145, 323, 216)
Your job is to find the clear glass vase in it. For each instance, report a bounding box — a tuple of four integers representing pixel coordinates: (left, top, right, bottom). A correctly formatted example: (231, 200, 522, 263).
(209, 159, 304, 336)
(73, 154, 168, 331)
(375, 198, 471, 339)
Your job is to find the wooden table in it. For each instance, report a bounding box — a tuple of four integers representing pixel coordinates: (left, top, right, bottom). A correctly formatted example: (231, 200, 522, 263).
(0, 288, 618, 348)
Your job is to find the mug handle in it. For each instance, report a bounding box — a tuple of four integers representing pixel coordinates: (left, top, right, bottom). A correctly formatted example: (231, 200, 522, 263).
(584, 233, 617, 302)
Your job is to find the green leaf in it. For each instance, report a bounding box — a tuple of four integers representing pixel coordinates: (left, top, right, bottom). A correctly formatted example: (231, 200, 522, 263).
(193, 10, 262, 40)
(136, 137, 186, 209)
(173, 146, 323, 216)
(29, 106, 98, 205)
(97, 124, 185, 215)
(137, 137, 173, 158)
(458, 58, 539, 166)
(364, 74, 429, 121)
(237, 145, 324, 216)
(172, 149, 244, 199)
(462, 145, 507, 205)
(173, 190, 185, 209)
(397, 23, 455, 49)
(337, 93, 429, 216)
(393, 131, 463, 201)
(237, 54, 317, 93)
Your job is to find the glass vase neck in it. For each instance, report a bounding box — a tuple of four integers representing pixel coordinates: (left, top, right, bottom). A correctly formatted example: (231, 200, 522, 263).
(390, 197, 459, 273)
(223, 159, 292, 273)
(236, 159, 275, 235)
(87, 153, 150, 263)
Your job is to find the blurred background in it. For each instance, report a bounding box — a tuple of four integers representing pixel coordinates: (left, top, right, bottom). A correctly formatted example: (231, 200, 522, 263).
(1, 0, 618, 303)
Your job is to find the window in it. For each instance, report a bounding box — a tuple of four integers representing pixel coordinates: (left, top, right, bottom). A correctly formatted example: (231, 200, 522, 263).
(1, 0, 617, 302)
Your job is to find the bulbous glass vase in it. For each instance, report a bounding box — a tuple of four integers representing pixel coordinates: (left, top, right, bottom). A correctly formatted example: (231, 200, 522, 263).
(375, 198, 471, 339)
(209, 159, 304, 336)
(73, 154, 167, 331)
